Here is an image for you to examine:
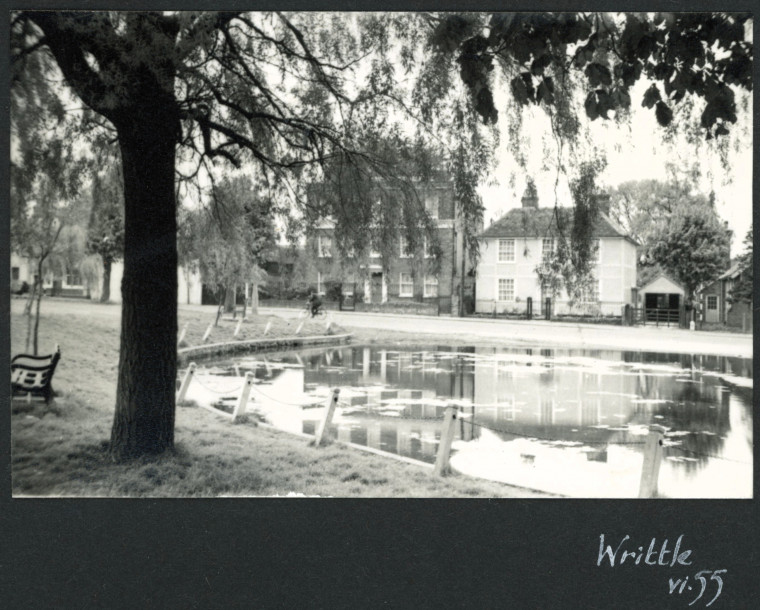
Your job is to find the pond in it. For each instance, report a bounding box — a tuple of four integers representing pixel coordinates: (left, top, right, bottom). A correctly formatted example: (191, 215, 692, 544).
(185, 345, 753, 498)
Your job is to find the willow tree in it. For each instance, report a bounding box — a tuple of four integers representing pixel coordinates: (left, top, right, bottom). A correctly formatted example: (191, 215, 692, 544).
(11, 11, 752, 460)
(424, 11, 752, 277)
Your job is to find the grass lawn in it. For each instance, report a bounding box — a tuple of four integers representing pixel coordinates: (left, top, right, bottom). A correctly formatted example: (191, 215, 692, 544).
(10, 299, 549, 498)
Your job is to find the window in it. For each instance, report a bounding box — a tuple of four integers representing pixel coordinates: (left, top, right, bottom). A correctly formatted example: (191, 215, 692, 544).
(498, 239, 515, 262)
(423, 237, 434, 258)
(497, 278, 515, 302)
(400, 236, 413, 258)
(399, 273, 414, 297)
(425, 194, 439, 218)
(579, 277, 600, 303)
(542, 238, 554, 260)
(424, 275, 438, 297)
(66, 267, 81, 286)
(317, 235, 332, 258)
(707, 295, 718, 310)
(12, 267, 19, 281)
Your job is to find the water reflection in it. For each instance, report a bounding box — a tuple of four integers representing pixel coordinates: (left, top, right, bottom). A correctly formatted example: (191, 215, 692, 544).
(188, 345, 753, 498)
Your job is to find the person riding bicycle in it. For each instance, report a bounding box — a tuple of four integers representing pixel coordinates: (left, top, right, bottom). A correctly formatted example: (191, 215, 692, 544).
(307, 292, 323, 317)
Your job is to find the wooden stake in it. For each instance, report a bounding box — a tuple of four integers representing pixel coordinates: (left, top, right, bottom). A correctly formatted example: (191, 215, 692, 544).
(177, 323, 188, 346)
(315, 388, 340, 446)
(638, 424, 666, 498)
(295, 321, 304, 335)
(263, 320, 272, 336)
(232, 372, 254, 423)
(176, 362, 196, 403)
(202, 322, 213, 343)
(434, 405, 459, 476)
(234, 318, 243, 337)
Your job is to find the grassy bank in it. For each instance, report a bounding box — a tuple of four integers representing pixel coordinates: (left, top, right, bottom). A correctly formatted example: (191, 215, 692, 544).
(10, 301, 548, 497)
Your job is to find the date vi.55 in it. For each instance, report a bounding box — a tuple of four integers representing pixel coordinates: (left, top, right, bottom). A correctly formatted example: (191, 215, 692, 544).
(669, 569, 726, 607)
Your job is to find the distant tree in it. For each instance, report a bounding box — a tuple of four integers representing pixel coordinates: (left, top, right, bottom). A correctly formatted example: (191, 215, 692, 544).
(728, 225, 753, 305)
(10, 41, 88, 353)
(649, 203, 731, 307)
(609, 178, 726, 289)
(183, 175, 278, 320)
(86, 163, 125, 302)
(609, 178, 690, 245)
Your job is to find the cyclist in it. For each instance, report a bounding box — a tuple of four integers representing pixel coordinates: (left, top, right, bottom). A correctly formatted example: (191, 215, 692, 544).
(306, 292, 323, 317)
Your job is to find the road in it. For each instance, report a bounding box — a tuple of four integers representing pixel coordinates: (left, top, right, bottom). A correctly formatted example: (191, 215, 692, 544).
(10, 298, 752, 358)
(260, 306, 753, 358)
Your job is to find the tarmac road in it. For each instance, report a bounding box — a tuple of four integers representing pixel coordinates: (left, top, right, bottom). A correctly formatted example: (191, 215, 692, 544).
(10, 298, 752, 358)
(259, 306, 753, 359)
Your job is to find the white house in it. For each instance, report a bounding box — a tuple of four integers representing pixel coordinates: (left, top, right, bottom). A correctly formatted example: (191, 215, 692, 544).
(88, 261, 202, 305)
(475, 193, 638, 316)
(11, 253, 202, 305)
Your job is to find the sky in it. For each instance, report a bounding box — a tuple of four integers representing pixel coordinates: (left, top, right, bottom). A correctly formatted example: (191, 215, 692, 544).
(480, 79, 753, 256)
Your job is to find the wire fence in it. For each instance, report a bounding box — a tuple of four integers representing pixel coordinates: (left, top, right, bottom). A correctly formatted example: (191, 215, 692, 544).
(182, 370, 752, 468)
(666, 444, 752, 465)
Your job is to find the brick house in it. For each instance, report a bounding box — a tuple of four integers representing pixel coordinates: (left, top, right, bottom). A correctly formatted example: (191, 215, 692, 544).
(475, 192, 638, 316)
(700, 260, 752, 329)
(305, 180, 477, 315)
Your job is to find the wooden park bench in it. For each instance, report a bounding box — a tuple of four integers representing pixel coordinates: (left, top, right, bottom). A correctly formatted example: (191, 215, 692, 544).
(11, 345, 61, 404)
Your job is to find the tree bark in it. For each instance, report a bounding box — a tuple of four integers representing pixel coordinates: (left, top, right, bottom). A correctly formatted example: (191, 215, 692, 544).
(224, 284, 236, 313)
(110, 112, 178, 460)
(100, 258, 112, 303)
(250, 282, 259, 315)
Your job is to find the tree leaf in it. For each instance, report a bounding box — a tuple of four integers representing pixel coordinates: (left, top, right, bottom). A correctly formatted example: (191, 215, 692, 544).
(585, 62, 612, 87)
(641, 84, 661, 108)
(510, 75, 529, 105)
(655, 101, 673, 126)
(584, 92, 599, 120)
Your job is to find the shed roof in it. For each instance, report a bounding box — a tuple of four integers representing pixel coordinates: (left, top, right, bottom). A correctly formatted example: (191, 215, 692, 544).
(480, 206, 637, 244)
(639, 273, 686, 294)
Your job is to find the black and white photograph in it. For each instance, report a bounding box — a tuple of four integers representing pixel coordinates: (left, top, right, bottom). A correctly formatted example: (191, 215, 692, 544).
(5, 6, 756, 605)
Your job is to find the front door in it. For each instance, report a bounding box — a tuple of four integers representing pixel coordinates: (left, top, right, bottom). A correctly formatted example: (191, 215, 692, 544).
(371, 273, 383, 304)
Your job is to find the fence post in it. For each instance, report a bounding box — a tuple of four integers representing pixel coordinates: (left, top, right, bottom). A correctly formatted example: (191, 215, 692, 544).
(638, 424, 666, 498)
(232, 372, 254, 423)
(178, 323, 188, 346)
(315, 388, 340, 446)
(176, 362, 196, 403)
(434, 405, 459, 476)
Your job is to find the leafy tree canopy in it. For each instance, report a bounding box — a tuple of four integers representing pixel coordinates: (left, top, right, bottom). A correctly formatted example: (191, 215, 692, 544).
(649, 201, 731, 302)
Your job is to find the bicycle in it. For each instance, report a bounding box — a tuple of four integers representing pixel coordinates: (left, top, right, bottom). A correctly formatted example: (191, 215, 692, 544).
(304, 302, 327, 319)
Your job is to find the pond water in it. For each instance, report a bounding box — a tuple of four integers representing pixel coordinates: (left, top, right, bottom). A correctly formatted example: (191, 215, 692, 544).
(185, 345, 753, 498)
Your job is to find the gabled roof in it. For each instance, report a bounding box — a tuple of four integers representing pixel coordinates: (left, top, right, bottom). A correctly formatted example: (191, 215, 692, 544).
(480, 206, 638, 245)
(639, 272, 686, 294)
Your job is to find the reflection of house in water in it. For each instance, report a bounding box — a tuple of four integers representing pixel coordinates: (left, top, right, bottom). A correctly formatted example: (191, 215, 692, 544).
(272, 345, 747, 470)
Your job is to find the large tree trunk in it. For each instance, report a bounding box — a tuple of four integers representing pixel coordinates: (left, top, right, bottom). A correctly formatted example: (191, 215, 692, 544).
(110, 113, 178, 460)
(100, 258, 112, 303)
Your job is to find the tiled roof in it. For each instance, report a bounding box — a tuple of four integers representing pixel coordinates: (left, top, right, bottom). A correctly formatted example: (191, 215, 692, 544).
(480, 207, 637, 244)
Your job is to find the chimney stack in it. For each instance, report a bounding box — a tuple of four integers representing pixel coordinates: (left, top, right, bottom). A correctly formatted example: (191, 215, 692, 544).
(521, 179, 538, 209)
(594, 193, 611, 215)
